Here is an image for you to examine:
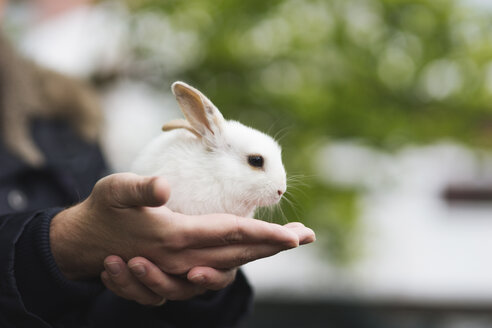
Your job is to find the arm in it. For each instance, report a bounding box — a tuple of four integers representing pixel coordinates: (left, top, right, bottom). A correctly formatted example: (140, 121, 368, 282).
(7, 172, 314, 326)
(0, 209, 104, 327)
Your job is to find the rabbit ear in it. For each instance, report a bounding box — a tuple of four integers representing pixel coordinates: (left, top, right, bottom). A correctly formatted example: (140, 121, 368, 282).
(171, 82, 225, 139)
(162, 119, 201, 138)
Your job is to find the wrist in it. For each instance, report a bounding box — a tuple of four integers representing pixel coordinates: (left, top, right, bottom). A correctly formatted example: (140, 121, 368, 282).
(50, 202, 102, 280)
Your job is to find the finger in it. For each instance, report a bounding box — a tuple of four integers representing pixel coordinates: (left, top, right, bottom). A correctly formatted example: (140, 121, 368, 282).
(174, 212, 300, 248)
(101, 271, 121, 294)
(99, 173, 170, 208)
(284, 222, 316, 245)
(101, 270, 164, 306)
(284, 222, 305, 228)
(187, 267, 237, 291)
(102, 256, 163, 306)
(180, 242, 294, 270)
(128, 257, 206, 301)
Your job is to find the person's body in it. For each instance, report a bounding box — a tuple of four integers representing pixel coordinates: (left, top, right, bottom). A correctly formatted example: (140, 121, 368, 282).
(2, 118, 311, 328)
(0, 5, 315, 327)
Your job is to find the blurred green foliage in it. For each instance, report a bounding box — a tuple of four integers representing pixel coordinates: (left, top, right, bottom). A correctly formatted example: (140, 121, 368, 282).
(124, 0, 492, 262)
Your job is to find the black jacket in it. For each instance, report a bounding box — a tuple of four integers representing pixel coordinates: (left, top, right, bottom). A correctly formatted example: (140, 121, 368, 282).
(0, 120, 252, 327)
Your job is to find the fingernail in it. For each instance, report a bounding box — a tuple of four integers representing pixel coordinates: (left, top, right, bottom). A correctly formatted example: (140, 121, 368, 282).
(130, 263, 146, 277)
(190, 274, 206, 284)
(106, 262, 121, 276)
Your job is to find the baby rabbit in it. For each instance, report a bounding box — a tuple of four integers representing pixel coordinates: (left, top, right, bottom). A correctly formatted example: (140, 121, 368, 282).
(132, 82, 286, 218)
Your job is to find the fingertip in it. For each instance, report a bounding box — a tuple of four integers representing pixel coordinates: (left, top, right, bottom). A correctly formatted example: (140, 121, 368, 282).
(104, 255, 123, 265)
(259, 222, 299, 248)
(128, 257, 150, 277)
(148, 176, 171, 207)
(128, 256, 146, 267)
(103, 173, 169, 208)
(308, 228, 316, 241)
(300, 229, 316, 245)
(264, 222, 299, 248)
(187, 267, 207, 284)
(284, 222, 316, 245)
(127, 256, 148, 267)
(282, 228, 300, 249)
(104, 256, 124, 276)
(189, 273, 206, 285)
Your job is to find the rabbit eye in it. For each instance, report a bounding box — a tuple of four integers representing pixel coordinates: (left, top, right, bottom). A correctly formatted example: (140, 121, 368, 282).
(248, 155, 264, 168)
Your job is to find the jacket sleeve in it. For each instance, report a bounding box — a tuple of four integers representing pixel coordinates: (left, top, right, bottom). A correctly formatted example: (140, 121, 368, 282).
(0, 208, 103, 328)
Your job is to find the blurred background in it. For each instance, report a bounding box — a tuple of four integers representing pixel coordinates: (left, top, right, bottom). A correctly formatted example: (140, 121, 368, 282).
(4, 0, 492, 326)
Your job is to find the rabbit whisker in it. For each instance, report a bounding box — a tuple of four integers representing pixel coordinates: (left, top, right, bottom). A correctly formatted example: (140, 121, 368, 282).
(273, 125, 294, 144)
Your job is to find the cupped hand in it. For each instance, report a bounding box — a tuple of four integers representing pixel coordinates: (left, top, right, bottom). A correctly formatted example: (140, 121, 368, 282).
(50, 173, 315, 281)
(100, 221, 314, 305)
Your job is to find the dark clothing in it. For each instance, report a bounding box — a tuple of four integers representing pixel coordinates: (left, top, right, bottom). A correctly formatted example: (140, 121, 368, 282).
(0, 120, 252, 327)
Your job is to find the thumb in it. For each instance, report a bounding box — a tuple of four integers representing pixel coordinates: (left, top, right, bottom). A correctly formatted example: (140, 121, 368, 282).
(98, 173, 170, 208)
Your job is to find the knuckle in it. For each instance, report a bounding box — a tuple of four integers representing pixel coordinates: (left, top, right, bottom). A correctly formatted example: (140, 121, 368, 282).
(94, 175, 109, 191)
(160, 220, 190, 250)
(104, 173, 139, 206)
(105, 176, 123, 204)
(167, 235, 188, 250)
(162, 260, 187, 275)
(92, 177, 109, 201)
(224, 216, 243, 243)
(236, 247, 254, 266)
(105, 174, 120, 191)
(112, 184, 129, 207)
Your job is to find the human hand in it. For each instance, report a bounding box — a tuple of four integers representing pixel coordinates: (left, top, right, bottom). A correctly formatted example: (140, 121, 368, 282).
(100, 255, 238, 305)
(100, 221, 314, 305)
(49, 173, 315, 280)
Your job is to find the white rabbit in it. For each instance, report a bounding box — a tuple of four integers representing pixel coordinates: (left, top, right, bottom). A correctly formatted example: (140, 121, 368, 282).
(132, 81, 286, 218)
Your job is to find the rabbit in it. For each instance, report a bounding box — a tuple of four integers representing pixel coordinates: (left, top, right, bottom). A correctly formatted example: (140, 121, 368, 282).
(132, 81, 287, 218)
